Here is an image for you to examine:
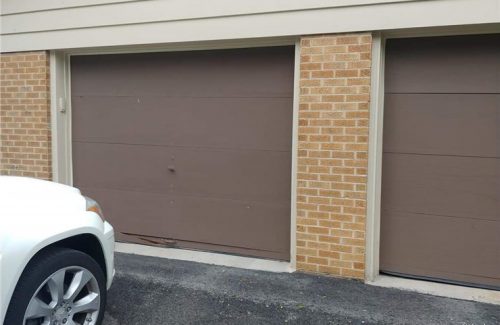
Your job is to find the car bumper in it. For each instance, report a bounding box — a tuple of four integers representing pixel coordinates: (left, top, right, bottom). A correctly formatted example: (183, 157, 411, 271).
(103, 221, 115, 289)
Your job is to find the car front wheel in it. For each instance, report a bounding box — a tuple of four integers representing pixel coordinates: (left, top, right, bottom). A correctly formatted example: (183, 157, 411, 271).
(5, 247, 107, 325)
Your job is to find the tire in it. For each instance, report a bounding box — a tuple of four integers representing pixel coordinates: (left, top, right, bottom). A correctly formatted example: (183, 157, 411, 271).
(4, 247, 107, 325)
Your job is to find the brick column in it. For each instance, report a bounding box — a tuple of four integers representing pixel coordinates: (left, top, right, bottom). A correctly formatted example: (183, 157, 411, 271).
(0, 52, 52, 180)
(296, 33, 372, 278)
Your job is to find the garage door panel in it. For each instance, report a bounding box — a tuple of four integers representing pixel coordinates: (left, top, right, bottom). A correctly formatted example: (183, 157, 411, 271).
(385, 34, 500, 94)
(72, 95, 293, 151)
(170, 147, 291, 203)
(71, 47, 295, 98)
(73, 142, 291, 204)
(383, 94, 500, 158)
(380, 209, 500, 289)
(78, 186, 290, 259)
(163, 195, 290, 257)
(73, 142, 172, 194)
(79, 187, 171, 239)
(382, 153, 499, 221)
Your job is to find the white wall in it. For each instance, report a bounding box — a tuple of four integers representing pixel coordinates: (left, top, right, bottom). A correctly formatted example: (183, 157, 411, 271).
(1, 0, 500, 52)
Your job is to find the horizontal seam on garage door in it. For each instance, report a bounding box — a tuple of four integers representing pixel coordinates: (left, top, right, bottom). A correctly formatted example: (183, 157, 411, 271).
(78, 186, 291, 205)
(381, 208, 499, 222)
(385, 92, 500, 95)
(72, 140, 292, 153)
(382, 267, 500, 282)
(72, 94, 294, 98)
(382, 151, 499, 159)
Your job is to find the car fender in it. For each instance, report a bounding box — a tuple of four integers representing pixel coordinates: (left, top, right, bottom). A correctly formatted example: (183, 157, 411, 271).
(0, 211, 113, 324)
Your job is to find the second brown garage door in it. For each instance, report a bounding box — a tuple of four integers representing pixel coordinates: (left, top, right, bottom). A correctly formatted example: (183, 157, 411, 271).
(71, 47, 294, 260)
(381, 34, 500, 290)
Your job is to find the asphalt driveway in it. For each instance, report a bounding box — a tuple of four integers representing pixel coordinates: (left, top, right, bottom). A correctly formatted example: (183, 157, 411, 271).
(103, 253, 500, 324)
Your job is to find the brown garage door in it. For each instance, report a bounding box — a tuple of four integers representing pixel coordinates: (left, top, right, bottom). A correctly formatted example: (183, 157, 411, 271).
(380, 34, 500, 290)
(71, 47, 294, 260)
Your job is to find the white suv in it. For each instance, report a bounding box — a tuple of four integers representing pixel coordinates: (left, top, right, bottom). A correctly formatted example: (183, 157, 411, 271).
(0, 176, 115, 325)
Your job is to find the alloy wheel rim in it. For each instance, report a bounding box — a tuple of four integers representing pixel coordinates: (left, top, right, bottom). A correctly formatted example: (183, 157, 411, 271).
(23, 266, 100, 325)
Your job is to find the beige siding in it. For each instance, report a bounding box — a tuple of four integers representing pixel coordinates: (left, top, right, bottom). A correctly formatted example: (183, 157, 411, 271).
(1, 0, 139, 15)
(1, 0, 414, 34)
(1, 0, 499, 52)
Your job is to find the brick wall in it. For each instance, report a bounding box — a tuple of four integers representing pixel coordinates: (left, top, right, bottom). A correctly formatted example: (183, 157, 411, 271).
(296, 33, 372, 279)
(0, 51, 52, 180)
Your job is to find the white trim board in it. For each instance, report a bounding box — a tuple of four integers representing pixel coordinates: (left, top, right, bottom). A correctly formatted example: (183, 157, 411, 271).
(289, 40, 301, 271)
(365, 32, 385, 283)
(369, 275, 500, 306)
(115, 243, 295, 273)
(49, 51, 72, 185)
(0, 0, 423, 33)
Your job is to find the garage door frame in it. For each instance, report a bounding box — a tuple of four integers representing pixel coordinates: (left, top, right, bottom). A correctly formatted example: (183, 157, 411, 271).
(365, 27, 500, 303)
(49, 37, 300, 269)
